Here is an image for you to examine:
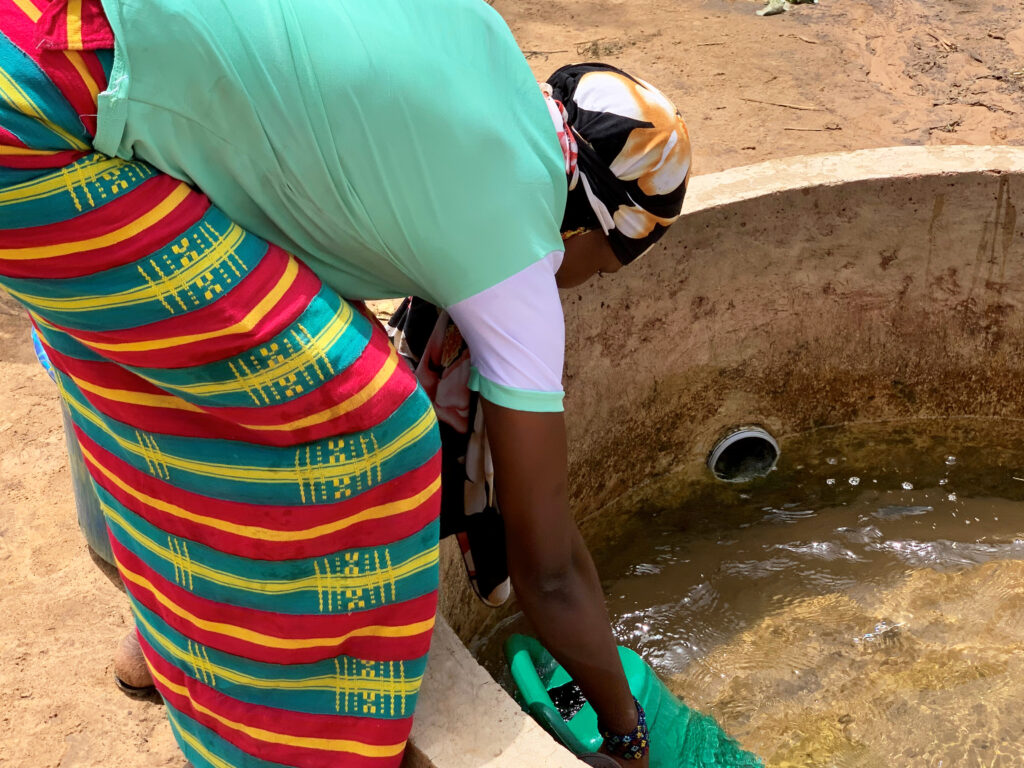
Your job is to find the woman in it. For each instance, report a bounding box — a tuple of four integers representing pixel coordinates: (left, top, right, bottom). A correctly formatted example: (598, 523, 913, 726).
(0, 2, 690, 767)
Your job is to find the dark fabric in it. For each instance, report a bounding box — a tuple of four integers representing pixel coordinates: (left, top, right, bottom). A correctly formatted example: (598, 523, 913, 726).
(548, 63, 691, 265)
(388, 298, 509, 605)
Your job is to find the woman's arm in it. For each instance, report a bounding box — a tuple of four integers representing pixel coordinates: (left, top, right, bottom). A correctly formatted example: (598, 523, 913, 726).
(481, 400, 646, 765)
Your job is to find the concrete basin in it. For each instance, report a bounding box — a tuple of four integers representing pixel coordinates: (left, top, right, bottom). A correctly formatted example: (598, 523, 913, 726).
(406, 145, 1024, 767)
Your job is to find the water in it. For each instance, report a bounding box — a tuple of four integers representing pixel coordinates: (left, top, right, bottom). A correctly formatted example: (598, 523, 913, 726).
(477, 421, 1024, 767)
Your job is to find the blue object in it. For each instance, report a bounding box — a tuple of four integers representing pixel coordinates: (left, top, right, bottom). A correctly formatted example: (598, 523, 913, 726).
(31, 328, 115, 566)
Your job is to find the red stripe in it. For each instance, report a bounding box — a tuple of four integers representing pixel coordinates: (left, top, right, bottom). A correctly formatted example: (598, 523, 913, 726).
(2, 2, 107, 142)
(200, 323, 419, 440)
(0, 148, 88, 171)
(34, 49, 102, 137)
(43, 345, 289, 444)
(3, 174, 187, 247)
(76, 430, 441, 559)
(0, 176, 208, 279)
(44, 325, 417, 445)
(0, 126, 23, 145)
(139, 635, 413, 754)
(37, 0, 114, 52)
(2, 2, 44, 57)
(35, 0, 68, 50)
(112, 541, 437, 665)
(81, 46, 108, 83)
(60, 244, 319, 368)
(0, 124, 86, 170)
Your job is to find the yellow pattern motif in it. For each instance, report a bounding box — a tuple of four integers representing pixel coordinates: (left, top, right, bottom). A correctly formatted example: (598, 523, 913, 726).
(83, 439, 439, 542)
(0, 155, 148, 209)
(150, 666, 407, 758)
(119, 561, 436, 651)
(171, 300, 354, 399)
(104, 502, 438, 598)
(63, 383, 434, 487)
(133, 609, 421, 702)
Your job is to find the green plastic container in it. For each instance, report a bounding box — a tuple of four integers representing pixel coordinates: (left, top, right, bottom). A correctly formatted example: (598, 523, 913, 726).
(32, 329, 115, 566)
(504, 634, 763, 767)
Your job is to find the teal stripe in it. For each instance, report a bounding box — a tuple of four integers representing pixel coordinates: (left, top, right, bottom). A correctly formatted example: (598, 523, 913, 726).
(0, 154, 155, 228)
(0, 33, 89, 150)
(61, 376, 439, 505)
(129, 285, 367, 409)
(4, 206, 264, 330)
(165, 705, 295, 768)
(101, 481, 440, 615)
(30, 323, 108, 363)
(132, 599, 426, 719)
(0, 165, 51, 188)
(97, 49, 114, 80)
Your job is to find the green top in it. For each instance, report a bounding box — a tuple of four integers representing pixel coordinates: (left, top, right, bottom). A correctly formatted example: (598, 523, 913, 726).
(94, 0, 567, 309)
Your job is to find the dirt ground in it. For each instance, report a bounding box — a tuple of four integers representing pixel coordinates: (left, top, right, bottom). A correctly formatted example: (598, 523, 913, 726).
(2, 1, 1023, 765)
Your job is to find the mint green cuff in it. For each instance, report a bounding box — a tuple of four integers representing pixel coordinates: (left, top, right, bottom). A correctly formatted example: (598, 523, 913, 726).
(469, 367, 565, 413)
(94, 0, 129, 159)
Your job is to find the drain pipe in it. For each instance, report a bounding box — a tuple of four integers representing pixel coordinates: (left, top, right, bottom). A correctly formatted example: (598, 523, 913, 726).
(707, 427, 780, 482)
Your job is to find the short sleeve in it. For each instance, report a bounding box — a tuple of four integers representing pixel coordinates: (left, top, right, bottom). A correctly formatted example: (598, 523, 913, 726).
(447, 251, 565, 412)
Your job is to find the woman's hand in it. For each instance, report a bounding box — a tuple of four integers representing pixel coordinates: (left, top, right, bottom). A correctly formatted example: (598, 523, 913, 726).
(480, 401, 647, 756)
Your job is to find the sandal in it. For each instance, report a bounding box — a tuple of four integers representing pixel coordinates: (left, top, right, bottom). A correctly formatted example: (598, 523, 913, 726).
(114, 674, 157, 700)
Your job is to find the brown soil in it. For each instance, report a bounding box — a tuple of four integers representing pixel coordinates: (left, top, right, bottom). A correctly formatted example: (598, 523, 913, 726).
(507, 0, 1024, 173)
(2, 1, 1023, 765)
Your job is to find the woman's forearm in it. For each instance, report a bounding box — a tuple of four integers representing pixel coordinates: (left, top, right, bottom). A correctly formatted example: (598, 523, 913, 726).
(480, 399, 640, 736)
(510, 525, 638, 734)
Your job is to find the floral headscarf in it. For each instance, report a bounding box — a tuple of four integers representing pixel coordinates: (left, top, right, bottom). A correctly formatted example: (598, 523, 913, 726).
(545, 63, 692, 265)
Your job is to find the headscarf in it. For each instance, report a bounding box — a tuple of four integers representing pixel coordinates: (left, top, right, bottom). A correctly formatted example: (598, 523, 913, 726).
(544, 63, 692, 265)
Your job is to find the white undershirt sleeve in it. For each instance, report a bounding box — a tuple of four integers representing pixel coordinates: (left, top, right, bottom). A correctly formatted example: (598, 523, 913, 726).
(446, 251, 566, 412)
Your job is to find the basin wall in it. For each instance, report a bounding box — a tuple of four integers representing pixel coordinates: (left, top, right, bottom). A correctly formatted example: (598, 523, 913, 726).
(414, 146, 1024, 767)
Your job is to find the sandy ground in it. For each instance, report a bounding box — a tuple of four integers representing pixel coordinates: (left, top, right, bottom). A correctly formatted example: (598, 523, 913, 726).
(2, 0, 1024, 765)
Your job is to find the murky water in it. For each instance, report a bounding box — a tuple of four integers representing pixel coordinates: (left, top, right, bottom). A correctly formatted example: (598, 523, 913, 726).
(478, 421, 1024, 767)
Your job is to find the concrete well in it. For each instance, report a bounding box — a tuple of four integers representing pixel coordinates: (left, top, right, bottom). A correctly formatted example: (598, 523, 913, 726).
(406, 146, 1024, 767)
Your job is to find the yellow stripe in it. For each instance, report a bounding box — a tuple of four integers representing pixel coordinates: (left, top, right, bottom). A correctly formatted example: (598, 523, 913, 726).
(244, 342, 400, 432)
(134, 610, 422, 696)
(64, 379, 436, 484)
(83, 442, 440, 541)
(0, 58, 88, 151)
(11, 0, 41, 22)
(62, 50, 100, 104)
(118, 562, 435, 652)
(106, 501, 438, 595)
(152, 667, 406, 758)
(70, 374, 206, 413)
(0, 155, 126, 207)
(83, 258, 300, 353)
(166, 709, 236, 768)
(0, 145, 65, 156)
(9, 220, 245, 313)
(66, 0, 83, 50)
(0, 184, 191, 260)
(153, 300, 353, 397)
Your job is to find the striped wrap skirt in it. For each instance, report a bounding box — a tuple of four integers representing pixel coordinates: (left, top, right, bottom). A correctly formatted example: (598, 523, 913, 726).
(0, 3, 442, 767)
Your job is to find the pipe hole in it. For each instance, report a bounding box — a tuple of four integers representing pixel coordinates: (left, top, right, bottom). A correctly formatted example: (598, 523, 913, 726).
(708, 427, 780, 483)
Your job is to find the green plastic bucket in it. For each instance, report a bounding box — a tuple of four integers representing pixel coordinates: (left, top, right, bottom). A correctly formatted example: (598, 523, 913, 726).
(32, 329, 115, 566)
(504, 634, 763, 767)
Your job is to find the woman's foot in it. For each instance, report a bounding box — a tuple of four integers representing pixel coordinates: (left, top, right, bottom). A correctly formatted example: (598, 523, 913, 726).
(113, 629, 155, 696)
